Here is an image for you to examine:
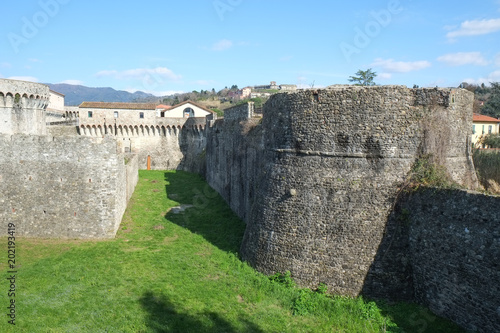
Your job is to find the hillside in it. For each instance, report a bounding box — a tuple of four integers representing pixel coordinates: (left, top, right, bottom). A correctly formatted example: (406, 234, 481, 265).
(46, 83, 159, 106)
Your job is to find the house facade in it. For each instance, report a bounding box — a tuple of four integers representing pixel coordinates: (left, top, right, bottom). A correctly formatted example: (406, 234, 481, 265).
(472, 113, 500, 148)
(48, 90, 65, 112)
(159, 100, 214, 118)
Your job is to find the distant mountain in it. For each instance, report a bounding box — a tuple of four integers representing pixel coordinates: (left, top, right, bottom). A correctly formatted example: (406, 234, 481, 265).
(46, 83, 158, 106)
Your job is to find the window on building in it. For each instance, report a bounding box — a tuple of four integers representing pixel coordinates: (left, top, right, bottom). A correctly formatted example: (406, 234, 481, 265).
(88, 111, 93, 118)
(184, 107, 194, 118)
(482, 125, 485, 134)
(489, 125, 493, 134)
(114, 111, 119, 118)
(139, 112, 144, 119)
(472, 125, 476, 134)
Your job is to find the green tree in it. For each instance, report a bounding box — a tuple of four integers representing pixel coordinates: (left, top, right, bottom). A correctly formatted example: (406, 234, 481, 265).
(481, 133, 500, 148)
(348, 68, 377, 86)
(482, 82, 500, 118)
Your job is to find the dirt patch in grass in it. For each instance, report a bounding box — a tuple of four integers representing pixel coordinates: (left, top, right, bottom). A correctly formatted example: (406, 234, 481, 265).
(163, 234, 179, 244)
(196, 248, 213, 257)
(120, 227, 132, 233)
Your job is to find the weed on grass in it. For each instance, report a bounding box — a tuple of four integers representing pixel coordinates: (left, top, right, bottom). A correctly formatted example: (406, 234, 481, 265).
(0, 170, 465, 332)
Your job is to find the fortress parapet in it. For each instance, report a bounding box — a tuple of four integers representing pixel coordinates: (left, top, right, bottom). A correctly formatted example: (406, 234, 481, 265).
(0, 79, 50, 135)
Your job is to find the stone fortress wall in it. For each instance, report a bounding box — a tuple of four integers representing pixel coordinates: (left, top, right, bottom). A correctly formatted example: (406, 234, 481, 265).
(0, 79, 50, 135)
(78, 115, 209, 172)
(205, 86, 499, 333)
(76, 102, 213, 172)
(0, 79, 138, 239)
(0, 135, 137, 238)
(2, 78, 499, 331)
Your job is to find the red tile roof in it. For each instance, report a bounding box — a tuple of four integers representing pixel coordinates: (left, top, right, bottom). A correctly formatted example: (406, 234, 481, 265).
(473, 113, 500, 123)
(156, 104, 172, 110)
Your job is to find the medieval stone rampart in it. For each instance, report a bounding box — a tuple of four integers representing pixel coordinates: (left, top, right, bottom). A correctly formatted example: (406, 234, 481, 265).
(0, 79, 50, 135)
(404, 189, 499, 332)
(78, 117, 207, 172)
(0, 79, 139, 240)
(205, 86, 499, 332)
(0, 134, 138, 238)
(236, 87, 478, 295)
(206, 103, 263, 220)
(2, 79, 497, 331)
(223, 102, 256, 121)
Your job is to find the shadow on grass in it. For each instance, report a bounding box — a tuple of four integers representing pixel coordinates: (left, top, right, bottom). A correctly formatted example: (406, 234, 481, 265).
(163, 171, 247, 254)
(140, 291, 264, 333)
(371, 300, 466, 333)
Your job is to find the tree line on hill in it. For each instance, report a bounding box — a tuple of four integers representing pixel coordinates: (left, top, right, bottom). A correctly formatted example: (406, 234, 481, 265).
(461, 82, 500, 119)
(461, 82, 500, 148)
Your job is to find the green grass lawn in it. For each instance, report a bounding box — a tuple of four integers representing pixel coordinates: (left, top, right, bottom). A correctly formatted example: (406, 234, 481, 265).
(0, 170, 465, 332)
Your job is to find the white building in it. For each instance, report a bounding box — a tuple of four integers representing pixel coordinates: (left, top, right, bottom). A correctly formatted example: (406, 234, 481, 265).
(159, 101, 214, 118)
(48, 90, 65, 112)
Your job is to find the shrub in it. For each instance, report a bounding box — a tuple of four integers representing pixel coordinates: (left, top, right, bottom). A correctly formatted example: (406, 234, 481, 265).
(473, 149, 500, 193)
(408, 154, 454, 188)
(480, 133, 500, 148)
(292, 289, 319, 315)
(211, 108, 224, 117)
(269, 270, 295, 288)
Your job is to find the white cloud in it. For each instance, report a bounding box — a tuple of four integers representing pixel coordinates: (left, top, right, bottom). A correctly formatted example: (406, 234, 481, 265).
(1, 62, 12, 68)
(95, 67, 181, 81)
(280, 55, 293, 62)
(447, 18, 500, 39)
(8, 76, 39, 82)
(463, 70, 500, 85)
(495, 53, 500, 67)
(212, 39, 233, 51)
(437, 52, 489, 66)
(59, 79, 84, 85)
(378, 73, 392, 80)
(28, 58, 42, 63)
(371, 58, 431, 73)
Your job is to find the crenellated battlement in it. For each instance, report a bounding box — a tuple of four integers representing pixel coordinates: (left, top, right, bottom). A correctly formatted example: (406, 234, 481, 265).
(0, 92, 50, 109)
(79, 121, 207, 137)
(0, 79, 50, 135)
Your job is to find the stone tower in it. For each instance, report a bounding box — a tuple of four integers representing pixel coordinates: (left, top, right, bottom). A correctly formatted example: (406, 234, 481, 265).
(0, 79, 50, 135)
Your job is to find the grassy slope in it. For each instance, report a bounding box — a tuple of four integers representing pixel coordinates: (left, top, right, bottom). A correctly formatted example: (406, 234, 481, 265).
(0, 170, 465, 332)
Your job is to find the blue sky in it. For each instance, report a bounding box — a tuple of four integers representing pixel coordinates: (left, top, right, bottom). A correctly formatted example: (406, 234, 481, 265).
(1, 0, 500, 95)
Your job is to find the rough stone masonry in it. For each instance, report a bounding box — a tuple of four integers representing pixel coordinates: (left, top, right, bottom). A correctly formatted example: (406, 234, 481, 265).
(206, 86, 499, 332)
(0, 79, 138, 239)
